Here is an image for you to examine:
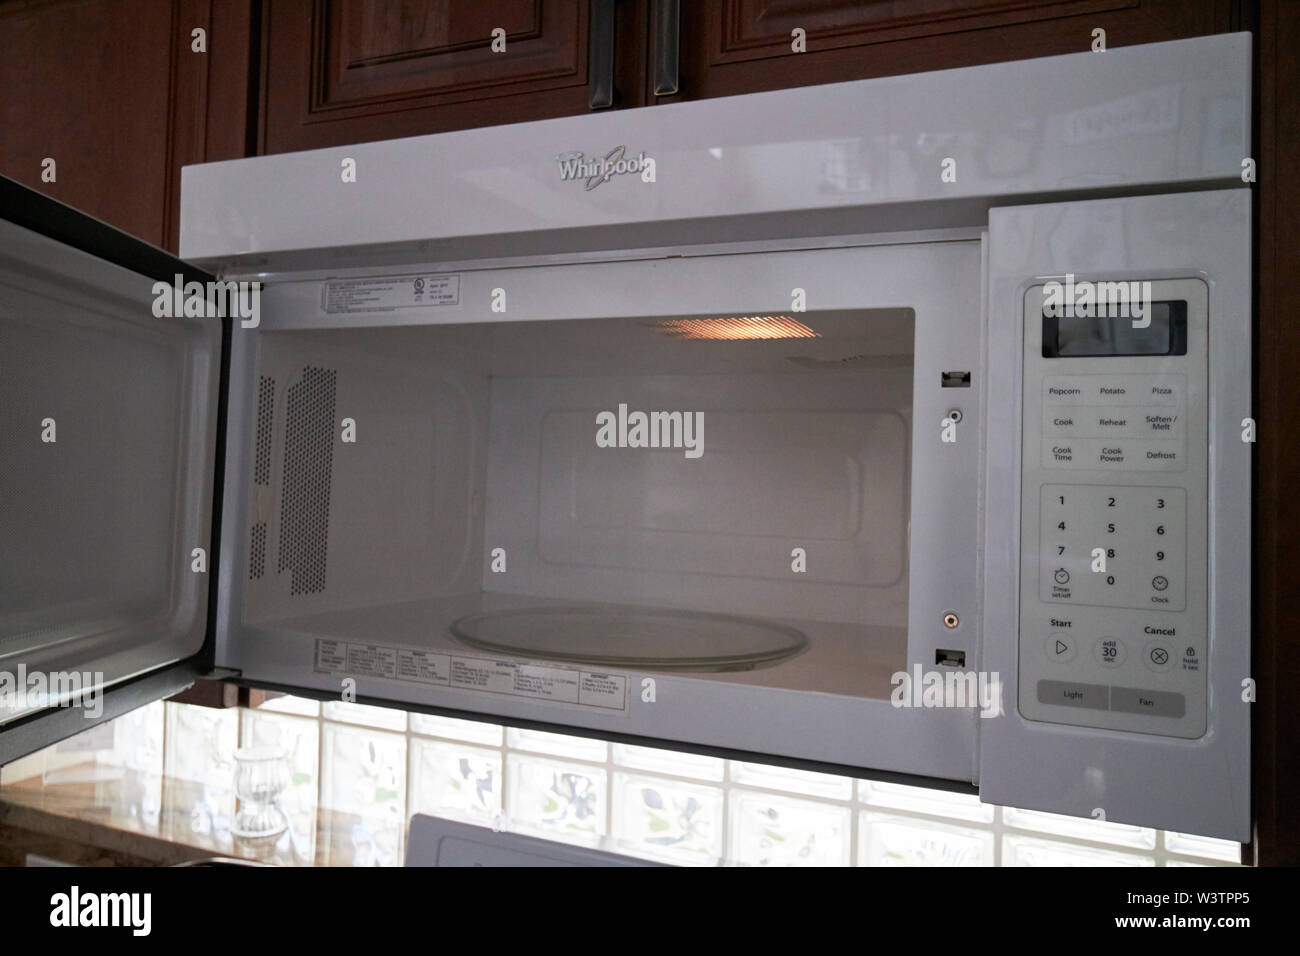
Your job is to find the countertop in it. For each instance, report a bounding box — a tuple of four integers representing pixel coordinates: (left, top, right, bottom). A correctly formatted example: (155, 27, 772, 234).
(0, 768, 405, 866)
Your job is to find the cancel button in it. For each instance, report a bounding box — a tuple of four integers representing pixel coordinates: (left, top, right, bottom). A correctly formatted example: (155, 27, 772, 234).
(1110, 686, 1185, 718)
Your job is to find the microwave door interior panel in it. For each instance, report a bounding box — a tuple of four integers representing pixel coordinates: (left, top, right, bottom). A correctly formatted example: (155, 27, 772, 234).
(0, 180, 225, 760)
(1, 34, 1249, 841)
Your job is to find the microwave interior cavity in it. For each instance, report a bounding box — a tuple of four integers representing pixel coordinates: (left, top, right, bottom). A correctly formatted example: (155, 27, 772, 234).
(241, 308, 916, 698)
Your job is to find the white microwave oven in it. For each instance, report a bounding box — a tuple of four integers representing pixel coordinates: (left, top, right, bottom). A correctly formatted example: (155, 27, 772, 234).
(0, 33, 1252, 841)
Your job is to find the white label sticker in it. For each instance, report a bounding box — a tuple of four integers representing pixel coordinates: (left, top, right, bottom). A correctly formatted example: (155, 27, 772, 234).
(346, 644, 398, 679)
(322, 274, 460, 313)
(313, 640, 626, 712)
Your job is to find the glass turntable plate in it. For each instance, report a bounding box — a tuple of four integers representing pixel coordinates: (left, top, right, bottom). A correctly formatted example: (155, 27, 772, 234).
(449, 605, 808, 672)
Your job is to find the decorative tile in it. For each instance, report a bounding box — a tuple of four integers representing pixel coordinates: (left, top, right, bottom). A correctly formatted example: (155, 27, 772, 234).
(1002, 834, 1155, 866)
(321, 818, 405, 868)
(322, 700, 407, 731)
(101, 700, 165, 776)
(24, 722, 119, 785)
(727, 790, 851, 866)
(408, 713, 503, 746)
(858, 779, 994, 823)
(164, 703, 239, 787)
(612, 743, 724, 782)
(858, 811, 994, 866)
(255, 694, 320, 718)
(1002, 805, 1156, 849)
(320, 722, 406, 827)
(409, 737, 502, 822)
(730, 761, 853, 800)
(611, 772, 723, 864)
(241, 710, 321, 863)
(506, 727, 608, 762)
(1164, 831, 1241, 863)
(506, 754, 606, 845)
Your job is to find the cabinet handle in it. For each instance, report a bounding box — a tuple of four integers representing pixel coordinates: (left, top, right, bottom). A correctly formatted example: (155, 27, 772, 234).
(652, 0, 679, 96)
(589, 0, 616, 109)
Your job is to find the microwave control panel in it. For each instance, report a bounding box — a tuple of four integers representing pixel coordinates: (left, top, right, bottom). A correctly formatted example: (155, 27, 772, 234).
(1017, 279, 1208, 738)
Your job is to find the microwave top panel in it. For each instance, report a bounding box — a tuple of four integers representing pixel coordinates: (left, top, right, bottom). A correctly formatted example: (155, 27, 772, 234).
(179, 33, 1250, 271)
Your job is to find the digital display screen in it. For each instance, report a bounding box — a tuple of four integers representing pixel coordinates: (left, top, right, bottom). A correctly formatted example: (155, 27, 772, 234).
(1042, 300, 1187, 358)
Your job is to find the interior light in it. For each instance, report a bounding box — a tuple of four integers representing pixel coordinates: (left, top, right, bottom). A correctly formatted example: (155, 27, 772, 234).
(650, 316, 820, 340)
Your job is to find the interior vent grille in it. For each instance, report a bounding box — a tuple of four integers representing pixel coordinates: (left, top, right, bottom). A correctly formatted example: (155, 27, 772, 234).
(278, 366, 337, 596)
(254, 375, 275, 485)
(249, 521, 267, 580)
(249, 376, 276, 582)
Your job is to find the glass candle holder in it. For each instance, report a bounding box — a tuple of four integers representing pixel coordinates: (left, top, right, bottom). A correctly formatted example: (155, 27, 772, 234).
(232, 745, 290, 840)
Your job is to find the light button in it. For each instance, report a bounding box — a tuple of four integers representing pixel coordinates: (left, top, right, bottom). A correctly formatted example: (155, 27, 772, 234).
(1037, 680, 1108, 710)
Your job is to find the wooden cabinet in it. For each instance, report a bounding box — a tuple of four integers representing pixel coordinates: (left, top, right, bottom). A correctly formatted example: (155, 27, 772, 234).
(667, 0, 1234, 102)
(259, 0, 647, 153)
(0, 1, 1238, 239)
(0, 0, 255, 252)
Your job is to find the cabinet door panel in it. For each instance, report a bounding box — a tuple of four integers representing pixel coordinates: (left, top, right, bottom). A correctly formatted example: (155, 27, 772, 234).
(671, 0, 1231, 101)
(263, 0, 646, 153)
(0, 0, 255, 252)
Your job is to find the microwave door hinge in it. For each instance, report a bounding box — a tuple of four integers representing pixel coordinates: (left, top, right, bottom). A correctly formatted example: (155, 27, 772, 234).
(201, 667, 242, 681)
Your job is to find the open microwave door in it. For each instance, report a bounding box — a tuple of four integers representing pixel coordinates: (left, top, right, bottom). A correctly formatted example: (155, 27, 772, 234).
(0, 177, 227, 764)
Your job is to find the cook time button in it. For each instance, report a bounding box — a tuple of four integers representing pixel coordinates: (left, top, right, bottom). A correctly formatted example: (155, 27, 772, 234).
(1044, 440, 1077, 467)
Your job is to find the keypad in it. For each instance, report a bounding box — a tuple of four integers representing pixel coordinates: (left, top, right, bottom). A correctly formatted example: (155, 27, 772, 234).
(1042, 375, 1186, 471)
(1017, 282, 1208, 739)
(1038, 484, 1186, 611)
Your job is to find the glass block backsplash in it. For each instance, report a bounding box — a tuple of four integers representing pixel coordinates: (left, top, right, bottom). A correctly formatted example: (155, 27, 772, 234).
(0, 695, 1243, 867)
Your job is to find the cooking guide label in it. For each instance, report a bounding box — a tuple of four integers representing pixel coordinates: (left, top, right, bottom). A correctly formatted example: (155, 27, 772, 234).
(322, 273, 461, 313)
(312, 640, 627, 712)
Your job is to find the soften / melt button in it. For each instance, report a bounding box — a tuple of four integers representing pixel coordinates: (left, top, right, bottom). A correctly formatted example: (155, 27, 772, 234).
(1110, 687, 1186, 719)
(1037, 680, 1108, 710)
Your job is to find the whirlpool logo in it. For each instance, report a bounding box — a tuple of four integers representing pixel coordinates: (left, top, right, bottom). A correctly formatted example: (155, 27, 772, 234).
(557, 147, 655, 190)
